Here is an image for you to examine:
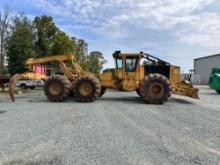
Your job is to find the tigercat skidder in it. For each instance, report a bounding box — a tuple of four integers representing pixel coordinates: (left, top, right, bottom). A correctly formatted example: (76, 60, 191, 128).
(9, 51, 199, 104)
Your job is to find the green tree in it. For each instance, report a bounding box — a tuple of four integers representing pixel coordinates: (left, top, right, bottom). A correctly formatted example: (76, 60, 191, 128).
(75, 39, 88, 69)
(86, 51, 106, 73)
(33, 15, 58, 56)
(49, 32, 76, 73)
(71, 37, 77, 55)
(51, 32, 75, 55)
(7, 13, 34, 75)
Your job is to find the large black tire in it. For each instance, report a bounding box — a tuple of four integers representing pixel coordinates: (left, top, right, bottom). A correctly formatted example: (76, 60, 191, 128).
(44, 75, 72, 102)
(73, 75, 101, 102)
(139, 74, 171, 104)
(217, 90, 220, 94)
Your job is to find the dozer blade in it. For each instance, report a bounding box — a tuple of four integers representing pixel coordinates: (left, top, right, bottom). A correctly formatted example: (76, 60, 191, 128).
(172, 81, 199, 99)
(9, 74, 23, 102)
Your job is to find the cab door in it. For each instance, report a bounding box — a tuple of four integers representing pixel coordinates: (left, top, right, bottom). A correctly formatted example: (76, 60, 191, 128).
(115, 57, 123, 80)
(122, 56, 139, 91)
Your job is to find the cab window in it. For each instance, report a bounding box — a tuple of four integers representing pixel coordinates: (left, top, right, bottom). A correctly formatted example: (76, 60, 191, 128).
(125, 57, 138, 72)
(116, 58, 123, 69)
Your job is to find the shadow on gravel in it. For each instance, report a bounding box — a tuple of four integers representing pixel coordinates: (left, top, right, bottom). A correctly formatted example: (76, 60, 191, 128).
(201, 92, 219, 96)
(169, 98, 194, 104)
(99, 96, 148, 104)
(0, 110, 6, 114)
(1, 156, 62, 165)
(28, 97, 75, 103)
(28, 99, 48, 102)
(27, 96, 194, 105)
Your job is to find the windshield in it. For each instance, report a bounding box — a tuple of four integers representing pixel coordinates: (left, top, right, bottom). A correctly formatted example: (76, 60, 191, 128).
(125, 57, 138, 72)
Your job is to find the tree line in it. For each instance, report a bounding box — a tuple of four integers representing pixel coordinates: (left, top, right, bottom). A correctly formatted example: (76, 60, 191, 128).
(0, 6, 106, 76)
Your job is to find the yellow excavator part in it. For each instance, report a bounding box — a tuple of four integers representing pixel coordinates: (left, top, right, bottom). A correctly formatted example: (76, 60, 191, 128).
(169, 65, 199, 99)
(21, 72, 46, 80)
(9, 72, 47, 102)
(172, 81, 199, 99)
(26, 54, 75, 65)
(9, 54, 78, 102)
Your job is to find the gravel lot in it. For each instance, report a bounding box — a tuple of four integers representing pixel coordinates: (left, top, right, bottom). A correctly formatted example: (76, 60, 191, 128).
(0, 86, 220, 165)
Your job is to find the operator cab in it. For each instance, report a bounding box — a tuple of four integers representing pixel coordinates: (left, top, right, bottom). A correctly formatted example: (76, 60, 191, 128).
(113, 51, 172, 80)
(113, 51, 142, 80)
(113, 51, 141, 71)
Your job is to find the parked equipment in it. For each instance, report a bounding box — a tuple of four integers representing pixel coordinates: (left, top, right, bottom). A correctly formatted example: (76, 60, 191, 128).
(209, 68, 220, 94)
(16, 71, 46, 89)
(100, 51, 199, 104)
(9, 52, 199, 104)
(16, 79, 45, 89)
(9, 54, 81, 102)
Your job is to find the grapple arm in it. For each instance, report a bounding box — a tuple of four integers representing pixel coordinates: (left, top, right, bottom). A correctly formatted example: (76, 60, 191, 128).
(9, 74, 24, 102)
(172, 81, 199, 99)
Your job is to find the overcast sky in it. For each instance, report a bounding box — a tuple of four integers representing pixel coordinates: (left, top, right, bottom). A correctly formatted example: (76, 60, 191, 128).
(1, 0, 220, 72)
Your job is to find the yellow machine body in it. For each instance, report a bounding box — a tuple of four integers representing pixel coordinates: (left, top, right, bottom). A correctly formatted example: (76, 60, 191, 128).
(100, 52, 198, 99)
(9, 52, 199, 103)
(100, 64, 180, 90)
(20, 71, 46, 80)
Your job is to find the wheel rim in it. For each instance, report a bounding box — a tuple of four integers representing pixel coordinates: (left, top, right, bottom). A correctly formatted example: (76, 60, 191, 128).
(151, 83, 162, 96)
(79, 82, 93, 97)
(49, 82, 63, 96)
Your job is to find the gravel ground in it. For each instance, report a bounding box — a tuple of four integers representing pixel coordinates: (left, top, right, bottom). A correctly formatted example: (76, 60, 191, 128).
(0, 86, 219, 165)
